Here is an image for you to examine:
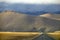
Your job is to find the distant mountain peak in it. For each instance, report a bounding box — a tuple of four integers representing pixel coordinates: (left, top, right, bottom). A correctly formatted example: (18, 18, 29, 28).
(3, 10, 15, 12)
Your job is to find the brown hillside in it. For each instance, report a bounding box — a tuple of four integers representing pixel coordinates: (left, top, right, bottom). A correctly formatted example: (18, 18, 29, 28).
(0, 11, 60, 32)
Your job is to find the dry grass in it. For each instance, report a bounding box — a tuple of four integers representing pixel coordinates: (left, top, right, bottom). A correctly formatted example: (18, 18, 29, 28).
(0, 32, 60, 40)
(0, 32, 41, 40)
(47, 32, 60, 40)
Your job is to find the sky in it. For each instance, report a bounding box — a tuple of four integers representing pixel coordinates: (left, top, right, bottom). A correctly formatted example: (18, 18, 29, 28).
(0, 0, 60, 4)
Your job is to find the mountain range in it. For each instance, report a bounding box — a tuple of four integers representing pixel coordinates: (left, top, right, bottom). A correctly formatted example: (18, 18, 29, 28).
(0, 2, 60, 15)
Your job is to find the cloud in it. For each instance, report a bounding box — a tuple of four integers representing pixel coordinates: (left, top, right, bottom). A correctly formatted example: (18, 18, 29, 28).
(0, 0, 60, 4)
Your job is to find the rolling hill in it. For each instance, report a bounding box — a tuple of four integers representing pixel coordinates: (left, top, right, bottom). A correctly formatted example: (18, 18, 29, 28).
(0, 11, 60, 32)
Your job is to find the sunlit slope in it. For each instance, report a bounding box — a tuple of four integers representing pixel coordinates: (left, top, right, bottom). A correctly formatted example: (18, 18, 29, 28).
(40, 13, 60, 20)
(0, 32, 60, 40)
(47, 31, 60, 40)
(0, 32, 41, 40)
